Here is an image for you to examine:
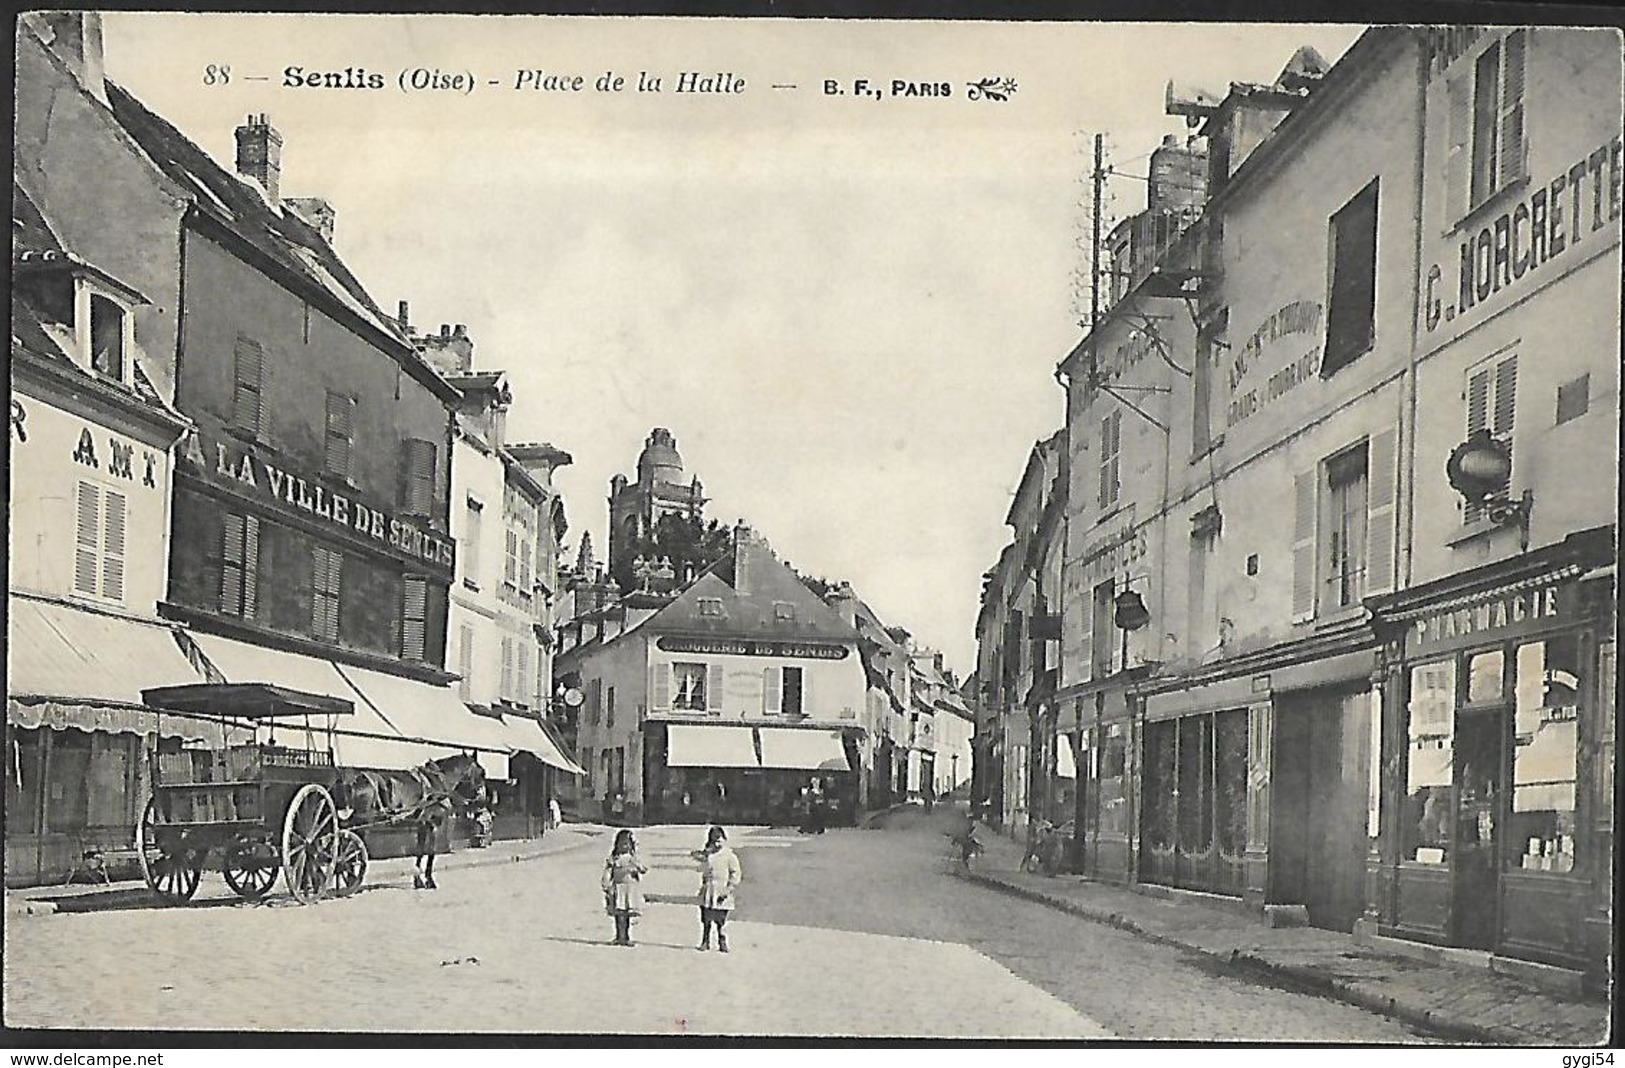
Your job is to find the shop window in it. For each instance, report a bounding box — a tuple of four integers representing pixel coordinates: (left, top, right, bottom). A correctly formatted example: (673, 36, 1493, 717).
(1466, 648, 1505, 704)
(1322, 445, 1369, 610)
(1404, 660, 1456, 864)
(1508, 637, 1581, 872)
(1142, 720, 1177, 850)
(74, 482, 127, 604)
(1177, 715, 1214, 851)
(1098, 724, 1128, 840)
(45, 729, 92, 834)
(232, 335, 266, 437)
(1213, 709, 1248, 857)
(673, 662, 707, 711)
(1323, 179, 1378, 375)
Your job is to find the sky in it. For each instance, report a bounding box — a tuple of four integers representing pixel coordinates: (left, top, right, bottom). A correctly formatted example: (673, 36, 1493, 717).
(100, 14, 1362, 676)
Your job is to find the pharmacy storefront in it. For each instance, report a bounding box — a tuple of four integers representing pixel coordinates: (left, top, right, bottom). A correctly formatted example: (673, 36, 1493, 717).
(1366, 530, 1614, 985)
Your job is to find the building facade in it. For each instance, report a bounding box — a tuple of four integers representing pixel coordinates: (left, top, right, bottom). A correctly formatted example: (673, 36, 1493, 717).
(557, 524, 868, 826)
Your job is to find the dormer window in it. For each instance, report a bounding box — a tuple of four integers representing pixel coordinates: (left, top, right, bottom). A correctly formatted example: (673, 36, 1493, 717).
(698, 597, 725, 618)
(773, 601, 796, 621)
(73, 280, 136, 386)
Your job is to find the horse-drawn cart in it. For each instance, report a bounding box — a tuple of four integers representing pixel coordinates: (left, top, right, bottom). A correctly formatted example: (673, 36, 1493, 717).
(136, 683, 368, 906)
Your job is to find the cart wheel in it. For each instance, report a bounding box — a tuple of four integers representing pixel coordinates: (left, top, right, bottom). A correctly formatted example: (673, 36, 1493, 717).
(223, 837, 279, 900)
(332, 829, 368, 897)
(137, 798, 201, 905)
(282, 784, 339, 904)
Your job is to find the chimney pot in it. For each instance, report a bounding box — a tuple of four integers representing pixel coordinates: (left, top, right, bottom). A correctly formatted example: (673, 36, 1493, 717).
(397, 300, 411, 328)
(234, 113, 283, 200)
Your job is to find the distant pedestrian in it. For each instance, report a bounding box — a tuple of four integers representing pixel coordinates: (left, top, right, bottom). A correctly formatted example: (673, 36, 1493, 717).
(692, 825, 742, 952)
(601, 829, 647, 947)
(547, 797, 562, 831)
(611, 790, 626, 824)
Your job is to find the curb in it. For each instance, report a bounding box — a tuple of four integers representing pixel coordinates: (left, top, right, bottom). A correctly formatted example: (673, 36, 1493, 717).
(963, 869, 1555, 1047)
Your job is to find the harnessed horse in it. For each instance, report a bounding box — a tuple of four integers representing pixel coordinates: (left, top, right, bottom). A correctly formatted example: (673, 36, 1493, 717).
(333, 753, 487, 890)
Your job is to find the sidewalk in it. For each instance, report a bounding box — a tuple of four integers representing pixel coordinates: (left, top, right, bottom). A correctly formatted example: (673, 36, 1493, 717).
(5, 822, 608, 917)
(962, 824, 1608, 1046)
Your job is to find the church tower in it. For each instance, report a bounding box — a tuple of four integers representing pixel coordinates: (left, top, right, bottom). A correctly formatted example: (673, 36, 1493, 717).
(607, 428, 708, 588)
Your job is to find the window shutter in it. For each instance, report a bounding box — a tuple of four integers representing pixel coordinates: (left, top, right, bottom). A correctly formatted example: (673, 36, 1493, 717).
(1499, 30, 1527, 188)
(1076, 581, 1094, 684)
(505, 529, 519, 584)
(520, 540, 532, 590)
(1492, 356, 1518, 439)
(763, 667, 782, 714)
(401, 439, 436, 513)
(242, 517, 259, 618)
(500, 637, 515, 701)
(802, 670, 815, 718)
(650, 662, 671, 712)
(517, 642, 531, 705)
(100, 490, 127, 602)
(220, 513, 245, 616)
(402, 576, 427, 661)
(458, 626, 474, 699)
(1291, 469, 1317, 621)
(1467, 366, 1492, 439)
(1445, 70, 1471, 223)
(233, 336, 265, 434)
(707, 663, 725, 713)
(74, 482, 100, 596)
(324, 392, 353, 478)
(1365, 429, 1399, 596)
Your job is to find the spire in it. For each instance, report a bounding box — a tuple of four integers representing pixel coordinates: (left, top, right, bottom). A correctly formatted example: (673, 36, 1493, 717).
(576, 532, 595, 575)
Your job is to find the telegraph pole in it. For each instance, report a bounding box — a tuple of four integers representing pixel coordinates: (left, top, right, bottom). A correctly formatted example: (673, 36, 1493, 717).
(1088, 132, 1106, 384)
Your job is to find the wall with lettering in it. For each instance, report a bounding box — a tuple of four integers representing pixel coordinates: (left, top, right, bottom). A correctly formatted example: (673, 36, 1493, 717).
(1417, 28, 1623, 352)
(177, 231, 453, 535)
(8, 388, 173, 611)
(1409, 27, 1622, 584)
(1206, 32, 1423, 467)
(648, 636, 865, 724)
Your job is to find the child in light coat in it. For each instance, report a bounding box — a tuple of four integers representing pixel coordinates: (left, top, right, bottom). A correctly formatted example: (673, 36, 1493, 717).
(692, 825, 743, 952)
(601, 829, 647, 946)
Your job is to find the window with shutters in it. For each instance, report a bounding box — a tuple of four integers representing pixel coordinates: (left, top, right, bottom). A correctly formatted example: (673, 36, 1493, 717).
(457, 625, 475, 700)
(515, 640, 531, 706)
(1322, 445, 1370, 610)
(1324, 180, 1379, 375)
(232, 335, 266, 437)
(218, 512, 259, 618)
(782, 667, 804, 716)
(324, 391, 355, 480)
(1464, 353, 1518, 522)
(1446, 31, 1528, 222)
(673, 662, 707, 711)
(504, 527, 519, 589)
(399, 438, 436, 514)
(400, 575, 427, 660)
(311, 546, 343, 643)
(73, 482, 127, 604)
(1098, 410, 1122, 510)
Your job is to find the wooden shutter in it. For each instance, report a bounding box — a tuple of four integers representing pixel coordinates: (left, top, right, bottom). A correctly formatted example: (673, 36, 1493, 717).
(457, 625, 475, 699)
(401, 439, 436, 513)
(1365, 429, 1399, 596)
(1492, 356, 1518, 438)
(221, 512, 245, 616)
(802, 670, 815, 719)
(241, 517, 259, 618)
(517, 642, 531, 705)
(1445, 70, 1471, 223)
(74, 482, 100, 596)
(1499, 30, 1527, 188)
(1291, 469, 1318, 621)
(100, 490, 126, 602)
(763, 666, 782, 714)
(650, 662, 671, 712)
(519, 539, 532, 591)
(402, 576, 427, 661)
(233, 336, 264, 435)
(500, 638, 515, 702)
(1076, 577, 1094, 685)
(324, 392, 354, 478)
(1467, 365, 1492, 438)
(707, 663, 725, 714)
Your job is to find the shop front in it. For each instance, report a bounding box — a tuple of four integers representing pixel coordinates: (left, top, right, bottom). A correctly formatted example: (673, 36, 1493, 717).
(1368, 532, 1614, 981)
(1071, 684, 1137, 884)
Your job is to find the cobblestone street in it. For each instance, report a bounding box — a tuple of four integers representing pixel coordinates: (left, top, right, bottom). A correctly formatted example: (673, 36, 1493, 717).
(6, 811, 1433, 1039)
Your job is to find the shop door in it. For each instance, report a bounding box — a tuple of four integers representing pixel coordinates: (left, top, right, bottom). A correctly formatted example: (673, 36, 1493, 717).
(1452, 710, 1506, 950)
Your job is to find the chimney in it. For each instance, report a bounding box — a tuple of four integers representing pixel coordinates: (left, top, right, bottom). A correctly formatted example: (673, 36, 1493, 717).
(732, 521, 754, 595)
(284, 197, 335, 244)
(396, 300, 413, 335)
(32, 12, 107, 106)
(234, 114, 283, 201)
(415, 322, 475, 375)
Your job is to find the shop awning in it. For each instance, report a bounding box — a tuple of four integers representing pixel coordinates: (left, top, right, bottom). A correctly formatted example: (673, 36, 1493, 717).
(757, 727, 849, 772)
(185, 632, 439, 770)
(333, 664, 510, 779)
(5, 598, 220, 743)
(499, 712, 586, 775)
(667, 724, 760, 769)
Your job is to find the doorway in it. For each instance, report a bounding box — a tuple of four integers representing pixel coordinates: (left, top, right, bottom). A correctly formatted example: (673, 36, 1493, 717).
(1452, 709, 1505, 950)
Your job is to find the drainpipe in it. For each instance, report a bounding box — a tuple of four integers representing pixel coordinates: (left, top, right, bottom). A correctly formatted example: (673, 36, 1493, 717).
(1400, 34, 1429, 592)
